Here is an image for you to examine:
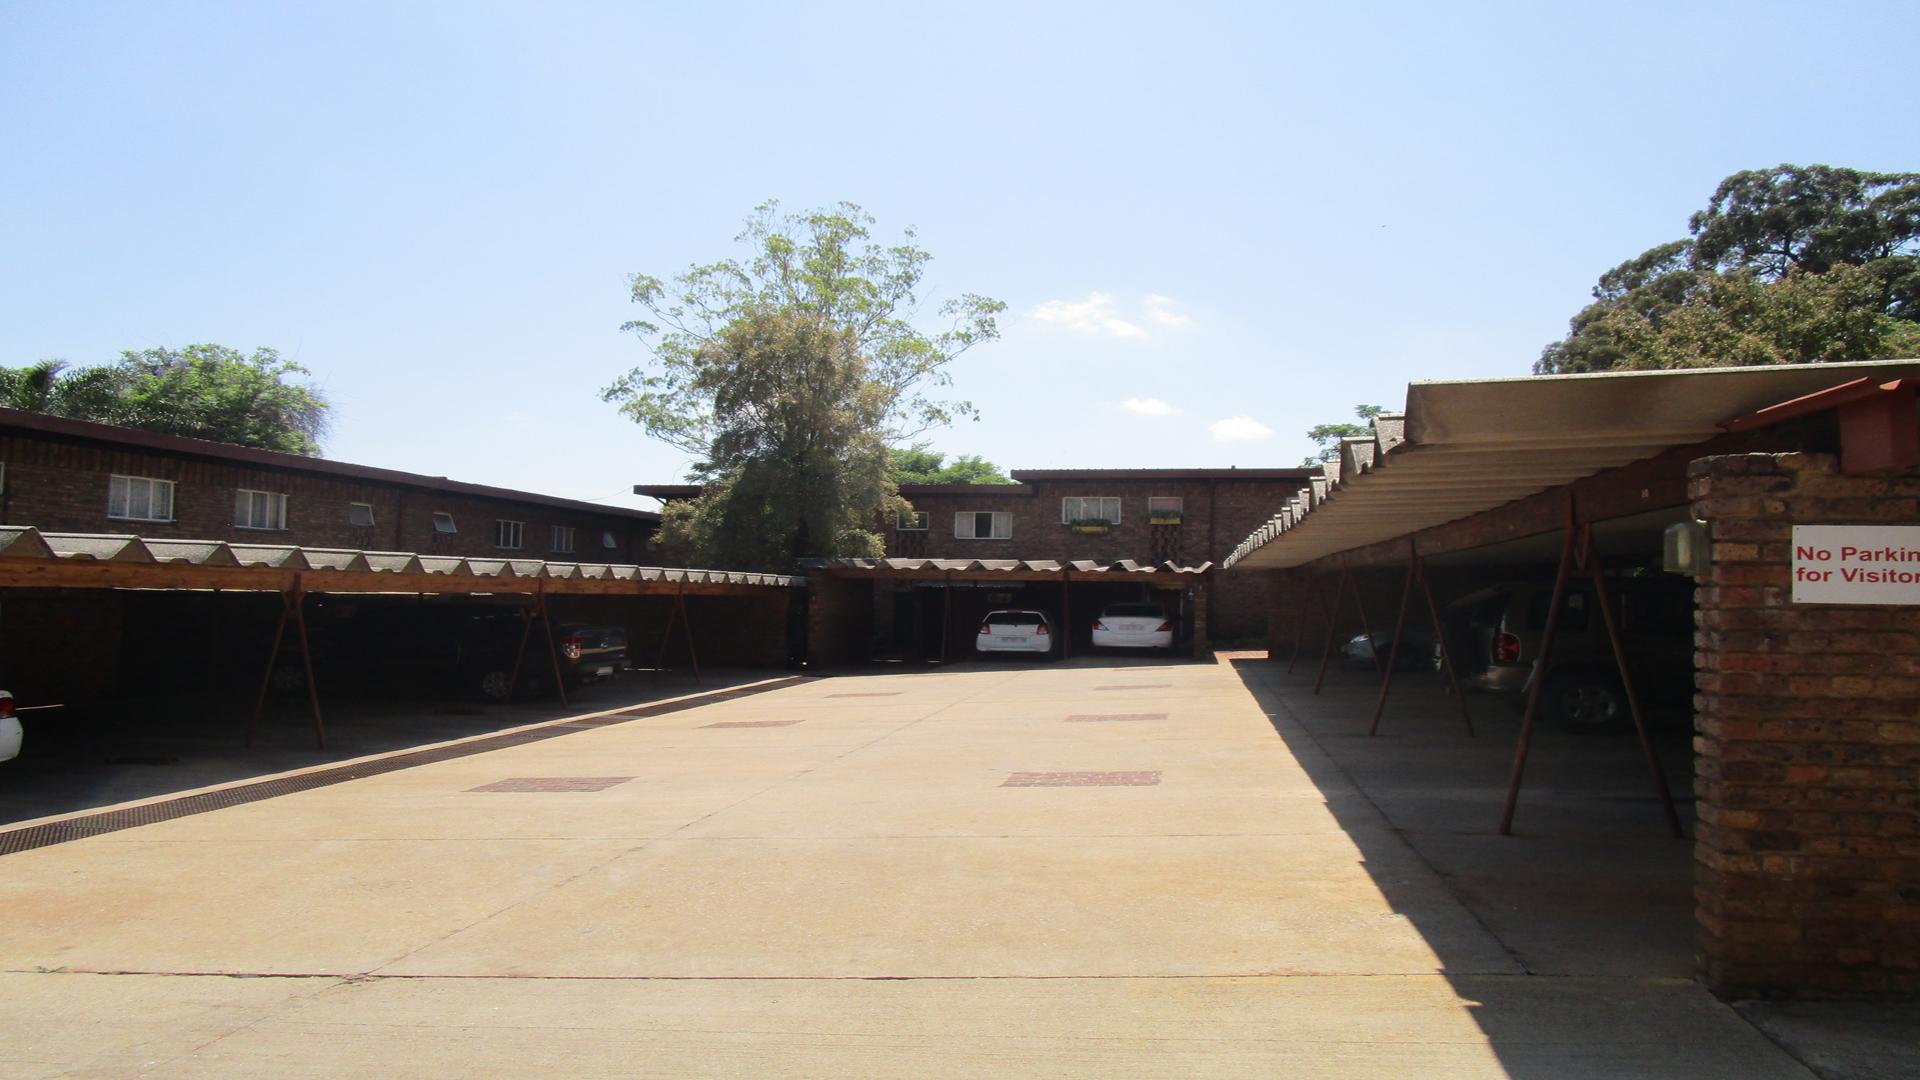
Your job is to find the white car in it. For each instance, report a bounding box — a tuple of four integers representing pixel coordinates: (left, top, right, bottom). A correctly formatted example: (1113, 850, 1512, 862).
(976, 610, 1054, 656)
(0, 691, 19, 764)
(1091, 603, 1174, 651)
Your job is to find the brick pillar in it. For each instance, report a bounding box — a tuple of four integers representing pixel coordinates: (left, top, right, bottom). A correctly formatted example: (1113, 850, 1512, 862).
(1691, 451, 1920, 995)
(1191, 581, 1210, 658)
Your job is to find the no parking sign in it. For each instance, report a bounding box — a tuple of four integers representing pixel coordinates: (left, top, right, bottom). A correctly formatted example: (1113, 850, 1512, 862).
(1791, 525, 1920, 605)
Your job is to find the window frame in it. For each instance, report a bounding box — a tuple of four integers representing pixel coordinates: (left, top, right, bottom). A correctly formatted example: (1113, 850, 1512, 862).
(897, 510, 930, 531)
(233, 488, 289, 531)
(431, 511, 458, 535)
(107, 474, 176, 523)
(1060, 496, 1122, 524)
(953, 510, 1012, 540)
(347, 502, 376, 528)
(601, 529, 619, 550)
(495, 519, 525, 550)
(550, 524, 576, 554)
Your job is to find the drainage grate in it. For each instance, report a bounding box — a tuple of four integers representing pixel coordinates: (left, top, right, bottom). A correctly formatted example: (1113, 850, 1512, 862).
(1002, 771, 1162, 787)
(703, 719, 804, 728)
(1092, 684, 1173, 691)
(0, 676, 806, 858)
(1065, 713, 1168, 723)
(469, 776, 633, 793)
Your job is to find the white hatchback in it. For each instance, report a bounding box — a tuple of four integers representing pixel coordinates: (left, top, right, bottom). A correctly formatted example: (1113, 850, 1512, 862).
(976, 610, 1054, 656)
(1091, 603, 1174, 651)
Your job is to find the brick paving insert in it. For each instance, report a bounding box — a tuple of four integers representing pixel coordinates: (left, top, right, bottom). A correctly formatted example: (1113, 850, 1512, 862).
(1002, 771, 1162, 787)
(703, 719, 805, 728)
(467, 776, 634, 793)
(1065, 713, 1168, 722)
(1092, 683, 1173, 691)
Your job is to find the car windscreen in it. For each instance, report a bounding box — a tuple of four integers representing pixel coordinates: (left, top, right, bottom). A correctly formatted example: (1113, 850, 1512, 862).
(984, 611, 1046, 626)
(1102, 604, 1165, 618)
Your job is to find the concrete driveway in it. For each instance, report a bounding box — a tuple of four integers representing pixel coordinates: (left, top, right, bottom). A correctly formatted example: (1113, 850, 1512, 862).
(1, 657, 1813, 1078)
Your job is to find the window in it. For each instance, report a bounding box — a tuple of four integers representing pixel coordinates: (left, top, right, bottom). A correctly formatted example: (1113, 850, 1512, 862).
(348, 502, 375, 528)
(1060, 496, 1121, 524)
(551, 525, 576, 553)
(233, 489, 288, 530)
(602, 530, 619, 549)
(1147, 496, 1183, 516)
(108, 474, 175, 522)
(495, 519, 524, 549)
(432, 512, 458, 534)
(954, 510, 1012, 539)
(897, 511, 929, 531)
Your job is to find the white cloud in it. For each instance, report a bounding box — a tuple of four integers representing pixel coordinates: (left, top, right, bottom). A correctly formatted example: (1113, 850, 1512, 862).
(1030, 292, 1146, 339)
(1209, 415, 1275, 443)
(1121, 396, 1180, 417)
(1143, 294, 1190, 328)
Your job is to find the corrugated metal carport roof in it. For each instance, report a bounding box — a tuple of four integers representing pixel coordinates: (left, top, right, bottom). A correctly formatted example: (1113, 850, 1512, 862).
(1226, 360, 1920, 571)
(0, 527, 802, 592)
(814, 557, 1211, 578)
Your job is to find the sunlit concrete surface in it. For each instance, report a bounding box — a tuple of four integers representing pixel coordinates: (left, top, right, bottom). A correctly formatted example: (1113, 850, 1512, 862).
(0, 658, 1819, 1078)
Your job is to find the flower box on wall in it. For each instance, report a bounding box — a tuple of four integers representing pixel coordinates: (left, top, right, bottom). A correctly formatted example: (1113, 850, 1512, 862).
(1069, 520, 1113, 535)
(1149, 513, 1183, 526)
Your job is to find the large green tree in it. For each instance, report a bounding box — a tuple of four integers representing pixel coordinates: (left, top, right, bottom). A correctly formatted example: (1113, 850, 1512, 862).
(888, 446, 1013, 486)
(0, 345, 330, 454)
(1536, 165, 1920, 374)
(604, 201, 1004, 571)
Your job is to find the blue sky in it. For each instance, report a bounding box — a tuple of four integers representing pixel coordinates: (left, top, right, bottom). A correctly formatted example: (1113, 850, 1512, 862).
(3, 1, 1915, 511)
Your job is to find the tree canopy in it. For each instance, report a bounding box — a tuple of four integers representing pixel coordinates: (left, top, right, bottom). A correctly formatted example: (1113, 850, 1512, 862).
(1536, 165, 1920, 374)
(888, 446, 1013, 486)
(604, 201, 1004, 570)
(0, 345, 331, 455)
(1302, 404, 1384, 466)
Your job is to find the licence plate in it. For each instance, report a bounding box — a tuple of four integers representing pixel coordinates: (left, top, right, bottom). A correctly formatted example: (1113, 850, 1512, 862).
(594, 665, 614, 676)
(1002, 636, 1028, 645)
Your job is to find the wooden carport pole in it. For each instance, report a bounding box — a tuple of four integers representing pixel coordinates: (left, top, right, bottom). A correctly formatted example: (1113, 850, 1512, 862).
(1367, 542, 1420, 736)
(939, 571, 953, 662)
(247, 572, 324, 749)
(507, 581, 569, 706)
(649, 581, 701, 684)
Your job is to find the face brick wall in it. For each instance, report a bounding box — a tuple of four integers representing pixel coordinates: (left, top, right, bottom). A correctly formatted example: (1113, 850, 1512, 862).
(891, 476, 1305, 642)
(1690, 451, 1920, 995)
(0, 430, 656, 561)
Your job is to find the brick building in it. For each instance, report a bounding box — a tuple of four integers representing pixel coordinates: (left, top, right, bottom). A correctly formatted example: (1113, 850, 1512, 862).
(0, 408, 659, 560)
(638, 468, 1311, 643)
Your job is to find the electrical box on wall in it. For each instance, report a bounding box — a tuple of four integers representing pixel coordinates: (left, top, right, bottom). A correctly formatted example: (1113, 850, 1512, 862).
(1663, 520, 1711, 577)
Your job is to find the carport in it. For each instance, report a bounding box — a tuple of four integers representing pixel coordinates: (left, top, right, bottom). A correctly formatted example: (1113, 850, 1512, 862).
(1226, 359, 1920, 995)
(804, 558, 1213, 666)
(0, 527, 801, 749)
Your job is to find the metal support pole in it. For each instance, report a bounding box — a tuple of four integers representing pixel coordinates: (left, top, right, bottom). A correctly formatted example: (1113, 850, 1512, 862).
(1313, 569, 1351, 695)
(1421, 561, 1475, 737)
(1352, 570, 1383, 674)
(674, 589, 701, 684)
(652, 590, 683, 676)
(1582, 529, 1683, 838)
(290, 579, 325, 748)
(536, 586, 568, 706)
(939, 572, 952, 662)
(1060, 571, 1072, 660)
(1499, 510, 1578, 836)
(1368, 544, 1419, 736)
(507, 589, 538, 701)
(246, 590, 292, 748)
(1290, 576, 1328, 674)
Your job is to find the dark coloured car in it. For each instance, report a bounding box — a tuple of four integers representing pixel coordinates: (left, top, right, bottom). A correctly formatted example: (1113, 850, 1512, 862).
(273, 602, 626, 701)
(1443, 576, 1694, 733)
